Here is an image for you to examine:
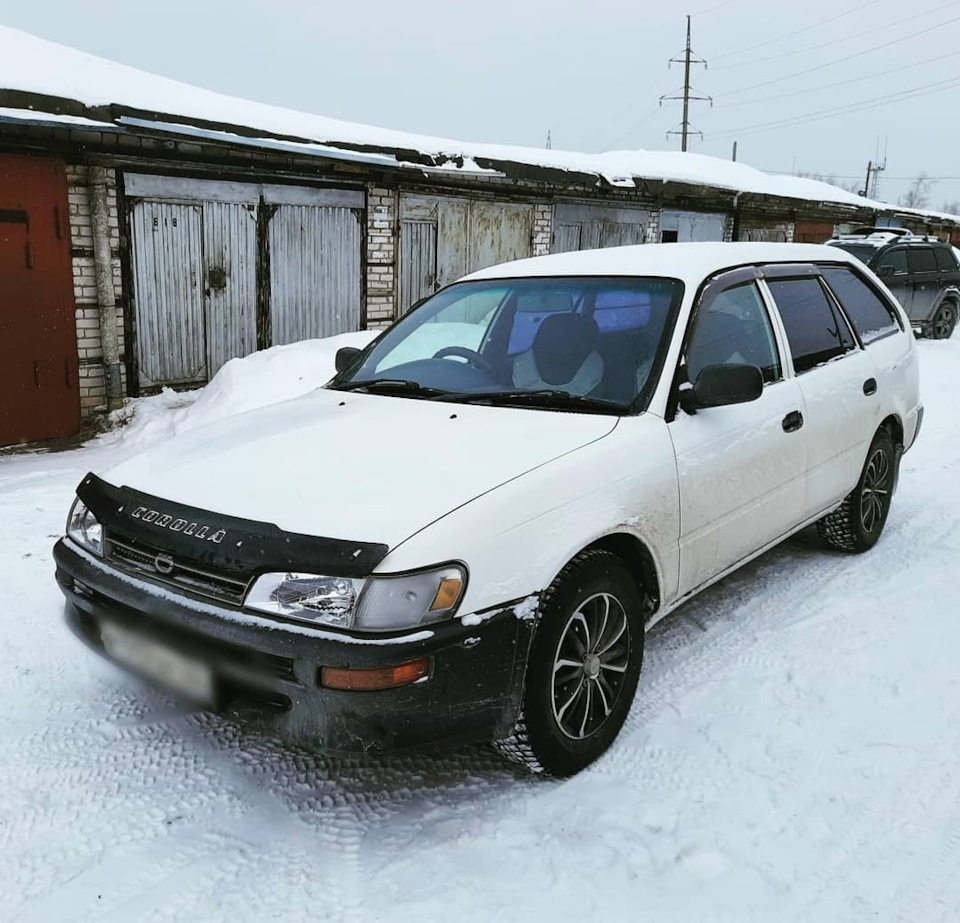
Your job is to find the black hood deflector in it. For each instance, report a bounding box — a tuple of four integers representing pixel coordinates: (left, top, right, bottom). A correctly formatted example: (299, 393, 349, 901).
(77, 473, 389, 578)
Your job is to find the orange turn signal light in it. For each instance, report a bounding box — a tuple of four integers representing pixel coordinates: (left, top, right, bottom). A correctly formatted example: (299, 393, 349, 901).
(430, 576, 463, 612)
(320, 656, 430, 691)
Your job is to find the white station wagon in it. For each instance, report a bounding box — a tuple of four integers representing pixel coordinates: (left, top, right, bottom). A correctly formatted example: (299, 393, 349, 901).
(55, 242, 922, 776)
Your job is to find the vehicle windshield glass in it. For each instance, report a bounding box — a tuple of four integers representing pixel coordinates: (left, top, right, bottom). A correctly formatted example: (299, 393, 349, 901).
(829, 243, 879, 265)
(330, 276, 683, 411)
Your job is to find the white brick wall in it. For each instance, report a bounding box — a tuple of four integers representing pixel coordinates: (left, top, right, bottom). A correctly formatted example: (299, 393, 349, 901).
(366, 185, 397, 328)
(533, 203, 553, 256)
(65, 163, 124, 416)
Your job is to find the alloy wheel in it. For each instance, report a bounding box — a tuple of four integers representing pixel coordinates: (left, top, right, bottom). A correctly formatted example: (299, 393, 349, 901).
(551, 592, 630, 740)
(933, 304, 955, 339)
(860, 447, 891, 534)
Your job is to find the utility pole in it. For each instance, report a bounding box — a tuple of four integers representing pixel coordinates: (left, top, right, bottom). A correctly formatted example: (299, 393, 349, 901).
(731, 141, 738, 162)
(863, 161, 873, 198)
(660, 15, 711, 151)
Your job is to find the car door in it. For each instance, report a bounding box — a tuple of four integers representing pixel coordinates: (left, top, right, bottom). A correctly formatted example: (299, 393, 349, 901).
(873, 247, 911, 315)
(669, 269, 808, 597)
(762, 269, 881, 515)
(906, 245, 940, 323)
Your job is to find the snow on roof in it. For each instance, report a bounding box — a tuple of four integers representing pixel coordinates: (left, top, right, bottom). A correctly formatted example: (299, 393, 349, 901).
(1, 25, 958, 223)
(464, 241, 859, 283)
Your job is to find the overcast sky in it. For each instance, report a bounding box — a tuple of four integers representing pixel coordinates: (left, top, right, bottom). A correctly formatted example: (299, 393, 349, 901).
(3, 0, 959, 208)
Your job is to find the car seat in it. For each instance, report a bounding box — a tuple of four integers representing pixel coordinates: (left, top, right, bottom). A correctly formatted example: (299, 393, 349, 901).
(512, 313, 605, 396)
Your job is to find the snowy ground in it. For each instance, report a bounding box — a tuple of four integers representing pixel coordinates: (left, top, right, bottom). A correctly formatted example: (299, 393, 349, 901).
(2, 335, 959, 923)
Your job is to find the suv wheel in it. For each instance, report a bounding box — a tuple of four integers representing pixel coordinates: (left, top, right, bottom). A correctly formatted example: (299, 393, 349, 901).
(817, 428, 897, 553)
(931, 301, 957, 339)
(494, 549, 644, 777)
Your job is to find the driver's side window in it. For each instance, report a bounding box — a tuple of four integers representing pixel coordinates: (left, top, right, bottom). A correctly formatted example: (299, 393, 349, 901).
(686, 282, 782, 385)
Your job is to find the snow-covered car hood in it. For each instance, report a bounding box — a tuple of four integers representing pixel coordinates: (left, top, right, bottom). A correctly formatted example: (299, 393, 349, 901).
(100, 388, 618, 551)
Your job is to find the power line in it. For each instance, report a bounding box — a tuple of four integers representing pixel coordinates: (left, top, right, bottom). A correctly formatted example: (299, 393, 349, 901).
(711, 0, 886, 62)
(715, 49, 960, 108)
(717, 12, 960, 98)
(712, 0, 960, 71)
(691, 0, 738, 16)
(707, 74, 960, 141)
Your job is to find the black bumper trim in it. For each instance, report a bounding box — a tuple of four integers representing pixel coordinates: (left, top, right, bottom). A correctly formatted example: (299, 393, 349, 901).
(55, 539, 533, 754)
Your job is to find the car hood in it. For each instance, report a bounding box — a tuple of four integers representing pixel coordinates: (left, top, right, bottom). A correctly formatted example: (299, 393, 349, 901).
(101, 388, 618, 550)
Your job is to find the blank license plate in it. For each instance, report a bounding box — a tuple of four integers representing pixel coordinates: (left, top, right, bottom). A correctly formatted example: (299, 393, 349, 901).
(100, 621, 216, 706)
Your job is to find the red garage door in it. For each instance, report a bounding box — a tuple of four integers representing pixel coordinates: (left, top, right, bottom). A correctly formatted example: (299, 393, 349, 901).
(0, 155, 79, 446)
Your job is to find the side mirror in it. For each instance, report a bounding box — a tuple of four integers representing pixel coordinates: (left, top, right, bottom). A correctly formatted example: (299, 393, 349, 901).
(877, 265, 896, 279)
(335, 346, 362, 373)
(685, 364, 763, 411)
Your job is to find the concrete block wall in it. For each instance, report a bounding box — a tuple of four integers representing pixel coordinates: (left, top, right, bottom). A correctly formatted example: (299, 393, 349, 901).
(365, 185, 397, 329)
(65, 163, 125, 417)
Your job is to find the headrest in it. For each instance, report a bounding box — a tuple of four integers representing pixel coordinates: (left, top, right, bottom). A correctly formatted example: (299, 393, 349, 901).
(532, 313, 600, 386)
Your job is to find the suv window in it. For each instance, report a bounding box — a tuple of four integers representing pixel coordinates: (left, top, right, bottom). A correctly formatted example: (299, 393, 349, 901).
(686, 281, 781, 384)
(907, 247, 938, 274)
(934, 246, 958, 273)
(766, 277, 855, 374)
(820, 266, 901, 345)
(876, 248, 908, 275)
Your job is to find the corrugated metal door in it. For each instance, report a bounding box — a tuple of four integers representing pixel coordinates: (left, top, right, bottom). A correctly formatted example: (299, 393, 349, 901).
(399, 193, 534, 303)
(131, 201, 206, 386)
(660, 210, 726, 242)
(269, 205, 361, 345)
(0, 155, 79, 445)
(203, 202, 257, 375)
(399, 220, 437, 314)
(553, 204, 648, 253)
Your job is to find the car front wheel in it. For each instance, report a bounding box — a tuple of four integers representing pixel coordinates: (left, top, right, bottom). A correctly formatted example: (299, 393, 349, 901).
(494, 549, 645, 777)
(817, 428, 897, 553)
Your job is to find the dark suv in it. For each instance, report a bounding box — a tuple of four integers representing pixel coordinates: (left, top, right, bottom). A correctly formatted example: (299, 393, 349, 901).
(826, 228, 960, 338)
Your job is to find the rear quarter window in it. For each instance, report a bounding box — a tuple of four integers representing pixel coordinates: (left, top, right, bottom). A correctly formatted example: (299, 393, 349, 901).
(820, 266, 901, 345)
(934, 247, 959, 272)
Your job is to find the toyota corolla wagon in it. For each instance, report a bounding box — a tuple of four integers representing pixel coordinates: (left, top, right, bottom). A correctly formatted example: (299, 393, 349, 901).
(54, 242, 922, 776)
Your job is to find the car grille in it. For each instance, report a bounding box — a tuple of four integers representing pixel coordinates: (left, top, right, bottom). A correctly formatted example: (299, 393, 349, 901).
(106, 536, 252, 606)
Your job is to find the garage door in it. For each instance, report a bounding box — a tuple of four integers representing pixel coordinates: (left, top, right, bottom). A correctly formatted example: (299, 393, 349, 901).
(552, 203, 649, 253)
(0, 155, 79, 445)
(126, 175, 362, 388)
(660, 210, 727, 242)
(398, 194, 534, 314)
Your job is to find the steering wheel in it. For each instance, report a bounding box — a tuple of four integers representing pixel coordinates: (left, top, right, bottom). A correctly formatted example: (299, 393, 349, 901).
(432, 346, 498, 378)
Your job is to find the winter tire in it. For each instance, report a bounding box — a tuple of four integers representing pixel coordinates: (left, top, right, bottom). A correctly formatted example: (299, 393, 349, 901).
(931, 301, 957, 340)
(817, 428, 897, 553)
(494, 549, 645, 777)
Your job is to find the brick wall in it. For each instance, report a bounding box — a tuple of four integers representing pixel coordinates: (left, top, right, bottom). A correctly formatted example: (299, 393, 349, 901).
(65, 163, 125, 417)
(533, 203, 553, 256)
(365, 185, 397, 328)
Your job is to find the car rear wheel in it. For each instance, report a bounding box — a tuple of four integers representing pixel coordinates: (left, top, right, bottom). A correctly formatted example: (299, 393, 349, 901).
(931, 301, 957, 339)
(494, 549, 645, 777)
(817, 428, 897, 553)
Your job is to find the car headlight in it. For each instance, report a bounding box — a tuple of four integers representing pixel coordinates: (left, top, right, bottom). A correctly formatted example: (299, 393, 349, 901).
(244, 564, 466, 632)
(66, 497, 103, 556)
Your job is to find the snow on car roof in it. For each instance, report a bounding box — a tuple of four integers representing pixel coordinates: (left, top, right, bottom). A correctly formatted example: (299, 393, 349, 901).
(462, 241, 860, 284)
(1, 24, 953, 220)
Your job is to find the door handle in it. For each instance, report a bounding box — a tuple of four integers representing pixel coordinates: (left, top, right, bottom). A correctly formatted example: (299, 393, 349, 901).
(863, 378, 877, 396)
(782, 410, 803, 433)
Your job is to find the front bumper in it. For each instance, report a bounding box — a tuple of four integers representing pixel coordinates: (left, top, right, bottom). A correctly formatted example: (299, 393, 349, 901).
(54, 539, 533, 755)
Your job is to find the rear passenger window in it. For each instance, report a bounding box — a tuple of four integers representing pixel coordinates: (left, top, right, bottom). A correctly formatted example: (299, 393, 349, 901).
(766, 277, 855, 374)
(687, 282, 781, 384)
(877, 249, 908, 275)
(908, 247, 938, 274)
(820, 266, 901, 345)
(934, 247, 959, 272)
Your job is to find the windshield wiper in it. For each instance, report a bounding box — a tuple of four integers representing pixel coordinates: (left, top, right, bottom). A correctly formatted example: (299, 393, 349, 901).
(330, 378, 448, 397)
(437, 389, 623, 413)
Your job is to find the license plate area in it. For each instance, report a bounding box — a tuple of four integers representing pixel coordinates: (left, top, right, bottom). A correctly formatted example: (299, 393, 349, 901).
(100, 620, 216, 707)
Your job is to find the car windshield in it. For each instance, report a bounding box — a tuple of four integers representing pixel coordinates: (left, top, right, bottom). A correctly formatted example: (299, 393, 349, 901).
(829, 243, 880, 265)
(330, 276, 683, 412)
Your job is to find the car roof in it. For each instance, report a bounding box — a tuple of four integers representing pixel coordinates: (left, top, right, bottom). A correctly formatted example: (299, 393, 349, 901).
(462, 241, 862, 285)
